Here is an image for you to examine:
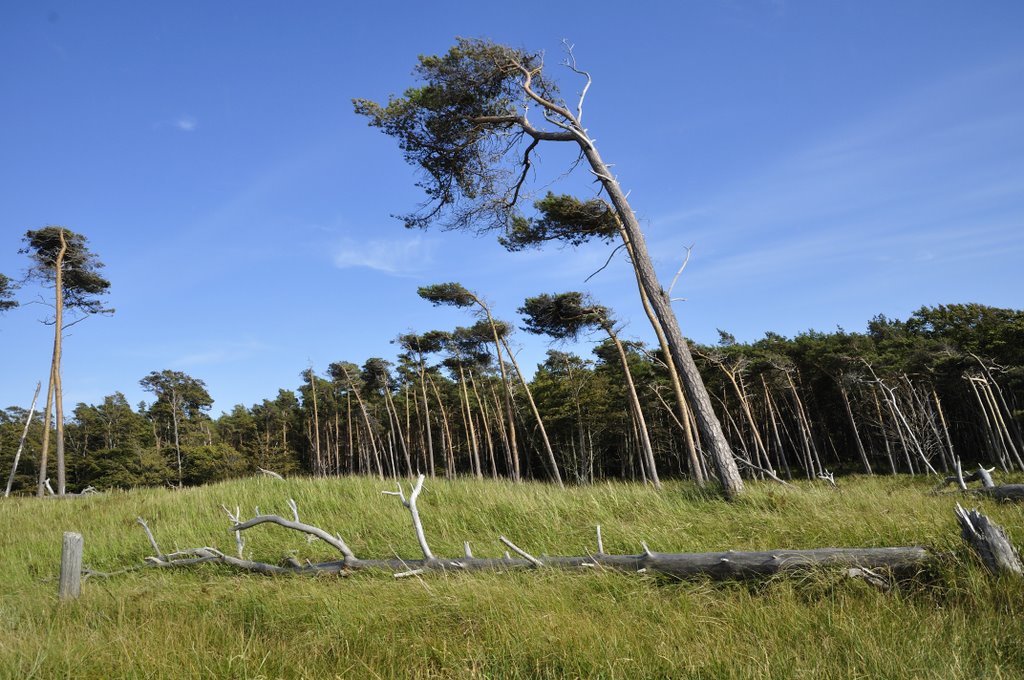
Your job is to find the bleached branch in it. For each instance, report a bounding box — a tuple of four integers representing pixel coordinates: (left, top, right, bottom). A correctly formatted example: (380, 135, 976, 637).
(383, 474, 434, 561)
(221, 505, 245, 559)
(667, 245, 694, 297)
(232, 511, 355, 562)
(499, 536, 543, 567)
(136, 517, 163, 560)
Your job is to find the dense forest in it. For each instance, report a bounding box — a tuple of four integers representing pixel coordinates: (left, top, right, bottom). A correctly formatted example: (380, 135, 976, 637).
(3, 302, 1021, 494)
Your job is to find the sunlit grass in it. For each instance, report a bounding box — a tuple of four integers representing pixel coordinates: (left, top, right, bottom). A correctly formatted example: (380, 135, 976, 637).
(1, 475, 1023, 678)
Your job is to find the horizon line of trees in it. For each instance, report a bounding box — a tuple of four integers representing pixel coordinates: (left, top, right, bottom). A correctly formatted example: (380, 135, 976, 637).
(2, 301, 1021, 495)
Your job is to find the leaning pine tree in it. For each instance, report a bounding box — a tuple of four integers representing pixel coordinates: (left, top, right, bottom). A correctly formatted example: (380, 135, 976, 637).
(354, 39, 743, 496)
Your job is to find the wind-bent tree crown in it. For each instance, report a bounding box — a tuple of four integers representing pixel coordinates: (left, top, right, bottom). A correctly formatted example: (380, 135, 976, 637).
(353, 38, 581, 233)
(519, 292, 612, 340)
(395, 330, 449, 357)
(361, 357, 395, 393)
(417, 282, 478, 309)
(501, 193, 619, 251)
(21, 227, 112, 316)
(139, 370, 214, 416)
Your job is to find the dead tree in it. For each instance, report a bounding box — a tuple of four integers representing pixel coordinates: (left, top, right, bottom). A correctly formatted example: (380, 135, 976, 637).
(129, 474, 937, 582)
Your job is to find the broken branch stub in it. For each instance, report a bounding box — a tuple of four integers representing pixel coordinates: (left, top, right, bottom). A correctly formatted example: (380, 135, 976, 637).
(954, 503, 1023, 576)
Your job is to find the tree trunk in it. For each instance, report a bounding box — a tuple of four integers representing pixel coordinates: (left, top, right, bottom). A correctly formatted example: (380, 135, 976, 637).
(6, 382, 41, 497)
(607, 328, 660, 489)
(838, 375, 872, 474)
(52, 229, 68, 495)
(475, 304, 520, 482)
(457, 364, 483, 479)
(579, 143, 743, 497)
(383, 382, 412, 477)
(932, 388, 956, 471)
(498, 336, 564, 488)
(427, 375, 455, 479)
(619, 227, 703, 486)
(340, 365, 383, 478)
(469, 375, 499, 480)
(308, 369, 322, 476)
(761, 376, 792, 480)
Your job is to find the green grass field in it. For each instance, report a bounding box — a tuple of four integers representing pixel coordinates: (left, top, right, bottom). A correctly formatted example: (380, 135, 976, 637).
(1, 475, 1023, 679)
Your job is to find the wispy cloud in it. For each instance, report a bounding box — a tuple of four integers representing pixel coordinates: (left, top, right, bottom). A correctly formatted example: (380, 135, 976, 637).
(333, 235, 436, 275)
(170, 339, 270, 368)
(648, 57, 1024, 293)
(175, 116, 197, 132)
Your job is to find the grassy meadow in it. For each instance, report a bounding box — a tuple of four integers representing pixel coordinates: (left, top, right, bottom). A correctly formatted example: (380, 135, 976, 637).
(1, 474, 1023, 679)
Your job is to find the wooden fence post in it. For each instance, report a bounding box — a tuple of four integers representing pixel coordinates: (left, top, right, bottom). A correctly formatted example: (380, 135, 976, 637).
(59, 531, 83, 600)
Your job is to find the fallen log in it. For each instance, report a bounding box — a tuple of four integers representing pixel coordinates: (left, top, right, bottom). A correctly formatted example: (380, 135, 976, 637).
(937, 460, 1023, 502)
(126, 474, 932, 581)
(975, 485, 1024, 502)
(138, 545, 932, 579)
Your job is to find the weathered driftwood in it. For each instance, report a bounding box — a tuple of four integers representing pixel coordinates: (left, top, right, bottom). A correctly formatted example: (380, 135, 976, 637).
(938, 462, 1024, 501)
(130, 474, 932, 581)
(140, 545, 931, 580)
(954, 503, 1023, 576)
(978, 485, 1024, 501)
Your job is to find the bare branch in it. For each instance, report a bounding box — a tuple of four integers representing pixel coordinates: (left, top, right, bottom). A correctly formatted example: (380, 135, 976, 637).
(584, 243, 628, 283)
(232, 513, 355, 562)
(499, 536, 544, 567)
(508, 137, 540, 207)
(560, 40, 592, 124)
(733, 452, 793, 487)
(383, 474, 434, 561)
(221, 505, 245, 559)
(470, 115, 575, 142)
(667, 245, 694, 297)
(136, 517, 163, 560)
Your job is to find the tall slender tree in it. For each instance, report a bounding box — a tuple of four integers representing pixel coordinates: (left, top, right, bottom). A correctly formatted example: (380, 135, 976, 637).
(418, 282, 564, 487)
(520, 292, 661, 488)
(21, 227, 111, 495)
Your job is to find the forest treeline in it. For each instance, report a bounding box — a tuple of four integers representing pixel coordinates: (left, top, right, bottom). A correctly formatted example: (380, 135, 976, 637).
(2, 302, 1022, 494)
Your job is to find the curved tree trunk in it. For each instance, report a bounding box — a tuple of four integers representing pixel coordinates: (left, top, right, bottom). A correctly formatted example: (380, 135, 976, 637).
(579, 143, 743, 497)
(498, 336, 564, 488)
(480, 308, 521, 482)
(606, 328, 660, 489)
(619, 226, 703, 486)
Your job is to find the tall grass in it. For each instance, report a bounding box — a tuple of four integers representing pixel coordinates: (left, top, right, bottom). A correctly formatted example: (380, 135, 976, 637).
(1, 475, 1022, 678)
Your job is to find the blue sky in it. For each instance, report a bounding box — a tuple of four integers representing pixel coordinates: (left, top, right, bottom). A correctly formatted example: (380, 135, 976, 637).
(1, 1, 1022, 415)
